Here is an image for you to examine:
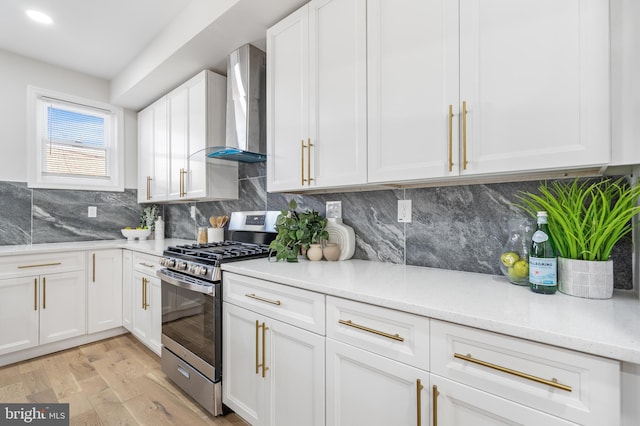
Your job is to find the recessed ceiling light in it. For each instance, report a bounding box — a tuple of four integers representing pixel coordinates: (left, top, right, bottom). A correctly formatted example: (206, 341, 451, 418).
(26, 9, 53, 25)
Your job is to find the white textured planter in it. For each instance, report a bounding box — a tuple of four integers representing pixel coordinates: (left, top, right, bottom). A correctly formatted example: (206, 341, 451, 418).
(557, 258, 614, 299)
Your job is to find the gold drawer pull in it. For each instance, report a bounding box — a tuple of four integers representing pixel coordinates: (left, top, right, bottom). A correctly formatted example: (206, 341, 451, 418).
(139, 262, 155, 269)
(338, 319, 405, 342)
(18, 262, 62, 269)
(454, 353, 572, 392)
(245, 293, 281, 305)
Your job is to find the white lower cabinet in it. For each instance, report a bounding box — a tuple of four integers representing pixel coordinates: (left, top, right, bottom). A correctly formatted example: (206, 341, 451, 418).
(326, 338, 429, 426)
(87, 249, 122, 333)
(430, 320, 620, 426)
(222, 272, 325, 426)
(128, 252, 162, 355)
(121, 250, 133, 331)
(430, 375, 575, 425)
(0, 252, 86, 356)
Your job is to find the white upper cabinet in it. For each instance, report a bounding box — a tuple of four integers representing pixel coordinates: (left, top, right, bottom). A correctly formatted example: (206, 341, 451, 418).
(367, 0, 457, 183)
(267, 0, 367, 192)
(269, 0, 611, 190)
(457, 0, 610, 176)
(139, 70, 238, 202)
(137, 97, 168, 203)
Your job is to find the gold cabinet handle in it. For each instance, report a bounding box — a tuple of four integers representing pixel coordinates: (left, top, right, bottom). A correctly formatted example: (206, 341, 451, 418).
(338, 319, 404, 342)
(245, 293, 281, 306)
(255, 320, 260, 374)
(179, 168, 187, 197)
(146, 176, 152, 200)
(140, 262, 155, 269)
(18, 262, 62, 269)
(454, 353, 572, 392)
(448, 104, 454, 172)
(307, 138, 313, 186)
(301, 139, 305, 186)
(416, 379, 424, 426)
(92, 253, 96, 283)
(33, 278, 38, 311)
(462, 101, 468, 170)
(42, 277, 46, 309)
(255, 321, 269, 378)
(141, 277, 147, 310)
(261, 322, 269, 378)
(432, 385, 439, 426)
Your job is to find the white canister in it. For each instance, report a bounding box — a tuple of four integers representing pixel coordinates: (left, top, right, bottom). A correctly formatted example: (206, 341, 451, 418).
(325, 218, 355, 260)
(154, 216, 165, 240)
(208, 227, 224, 243)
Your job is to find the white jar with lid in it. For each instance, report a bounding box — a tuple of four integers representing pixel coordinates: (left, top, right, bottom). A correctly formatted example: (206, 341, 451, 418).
(325, 218, 355, 260)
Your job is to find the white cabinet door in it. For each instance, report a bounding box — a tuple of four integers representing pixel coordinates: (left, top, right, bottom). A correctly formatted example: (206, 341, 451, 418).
(265, 315, 324, 426)
(137, 97, 169, 203)
(121, 250, 132, 331)
(0, 276, 39, 355)
(131, 270, 151, 344)
(267, 5, 309, 192)
(431, 375, 575, 426)
(223, 302, 324, 426)
(267, 0, 367, 192)
(326, 338, 429, 426)
(147, 276, 162, 355)
(87, 250, 122, 333)
(39, 271, 86, 345)
(309, 0, 367, 189)
(168, 85, 189, 200)
(367, 0, 458, 183)
(458, 0, 609, 175)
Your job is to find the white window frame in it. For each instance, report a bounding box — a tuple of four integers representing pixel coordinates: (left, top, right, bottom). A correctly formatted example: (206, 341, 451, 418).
(27, 86, 125, 191)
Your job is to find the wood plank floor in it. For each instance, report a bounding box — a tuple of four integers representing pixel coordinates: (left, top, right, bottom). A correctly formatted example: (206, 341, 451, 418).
(0, 334, 248, 426)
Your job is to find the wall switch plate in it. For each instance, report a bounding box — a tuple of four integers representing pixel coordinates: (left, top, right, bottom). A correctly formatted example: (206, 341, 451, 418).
(88, 206, 97, 218)
(398, 200, 412, 223)
(326, 201, 342, 219)
(190, 205, 197, 219)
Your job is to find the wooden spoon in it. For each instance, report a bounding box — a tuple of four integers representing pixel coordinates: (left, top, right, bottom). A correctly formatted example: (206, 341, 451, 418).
(209, 216, 218, 228)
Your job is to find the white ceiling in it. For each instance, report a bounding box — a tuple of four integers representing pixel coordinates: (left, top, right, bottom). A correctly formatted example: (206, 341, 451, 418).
(0, 0, 307, 110)
(0, 0, 192, 80)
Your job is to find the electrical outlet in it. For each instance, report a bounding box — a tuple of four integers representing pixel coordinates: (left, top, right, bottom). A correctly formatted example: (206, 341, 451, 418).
(190, 205, 197, 219)
(398, 200, 412, 223)
(326, 201, 342, 219)
(88, 206, 97, 218)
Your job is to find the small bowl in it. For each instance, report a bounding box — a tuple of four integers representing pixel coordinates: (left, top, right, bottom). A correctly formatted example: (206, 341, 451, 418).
(121, 228, 151, 241)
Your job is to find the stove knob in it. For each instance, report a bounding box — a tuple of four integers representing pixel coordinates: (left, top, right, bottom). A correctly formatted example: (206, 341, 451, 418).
(176, 261, 187, 271)
(197, 266, 208, 276)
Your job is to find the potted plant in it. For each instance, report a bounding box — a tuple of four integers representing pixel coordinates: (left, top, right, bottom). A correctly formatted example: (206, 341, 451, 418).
(269, 200, 329, 262)
(516, 177, 640, 298)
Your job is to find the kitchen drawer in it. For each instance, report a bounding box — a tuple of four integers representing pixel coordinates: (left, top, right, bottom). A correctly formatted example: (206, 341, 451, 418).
(223, 272, 325, 334)
(430, 320, 620, 426)
(132, 252, 161, 276)
(0, 251, 85, 279)
(326, 296, 429, 371)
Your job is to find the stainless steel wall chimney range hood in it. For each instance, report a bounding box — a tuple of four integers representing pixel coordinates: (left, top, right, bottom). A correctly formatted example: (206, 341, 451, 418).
(207, 44, 266, 163)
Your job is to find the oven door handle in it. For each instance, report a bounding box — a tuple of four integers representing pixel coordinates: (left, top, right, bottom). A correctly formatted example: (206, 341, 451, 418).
(157, 269, 214, 295)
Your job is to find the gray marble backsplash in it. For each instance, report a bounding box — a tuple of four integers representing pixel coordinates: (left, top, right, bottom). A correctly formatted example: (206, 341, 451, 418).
(0, 164, 633, 289)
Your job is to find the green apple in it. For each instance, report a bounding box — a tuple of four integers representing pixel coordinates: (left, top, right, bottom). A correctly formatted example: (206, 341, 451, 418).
(500, 251, 520, 267)
(510, 260, 529, 279)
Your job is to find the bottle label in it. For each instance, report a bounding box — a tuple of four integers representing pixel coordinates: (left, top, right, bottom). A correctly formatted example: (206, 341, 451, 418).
(529, 257, 557, 286)
(532, 230, 549, 243)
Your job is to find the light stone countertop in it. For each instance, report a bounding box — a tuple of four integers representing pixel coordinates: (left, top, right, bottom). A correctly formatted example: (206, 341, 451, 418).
(222, 258, 640, 365)
(0, 238, 194, 258)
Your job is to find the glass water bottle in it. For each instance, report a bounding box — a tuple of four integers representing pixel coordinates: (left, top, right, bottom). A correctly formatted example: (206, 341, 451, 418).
(529, 211, 557, 294)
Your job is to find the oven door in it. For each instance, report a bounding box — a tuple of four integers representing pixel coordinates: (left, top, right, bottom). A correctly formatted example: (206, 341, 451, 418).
(157, 268, 222, 383)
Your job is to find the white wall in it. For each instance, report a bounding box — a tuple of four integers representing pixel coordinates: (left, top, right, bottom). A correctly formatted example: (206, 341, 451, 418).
(0, 49, 137, 188)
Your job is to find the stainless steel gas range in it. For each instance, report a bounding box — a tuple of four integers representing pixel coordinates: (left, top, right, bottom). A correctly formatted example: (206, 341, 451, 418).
(156, 211, 278, 415)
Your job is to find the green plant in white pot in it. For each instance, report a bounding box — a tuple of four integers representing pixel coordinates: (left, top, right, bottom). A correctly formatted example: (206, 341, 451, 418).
(516, 178, 640, 299)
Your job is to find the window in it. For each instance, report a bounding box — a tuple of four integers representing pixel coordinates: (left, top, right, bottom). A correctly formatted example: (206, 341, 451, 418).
(28, 86, 124, 191)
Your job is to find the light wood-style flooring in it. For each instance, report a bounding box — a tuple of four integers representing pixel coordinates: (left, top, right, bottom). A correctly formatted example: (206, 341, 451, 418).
(0, 334, 248, 425)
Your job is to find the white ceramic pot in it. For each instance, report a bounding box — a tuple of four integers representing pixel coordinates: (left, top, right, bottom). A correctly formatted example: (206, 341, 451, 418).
(557, 257, 614, 299)
(322, 243, 340, 261)
(307, 244, 323, 261)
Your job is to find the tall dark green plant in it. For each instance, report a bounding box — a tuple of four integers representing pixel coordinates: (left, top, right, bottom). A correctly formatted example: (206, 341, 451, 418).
(516, 178, 640, 261)
(269, 200, 329, 262)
